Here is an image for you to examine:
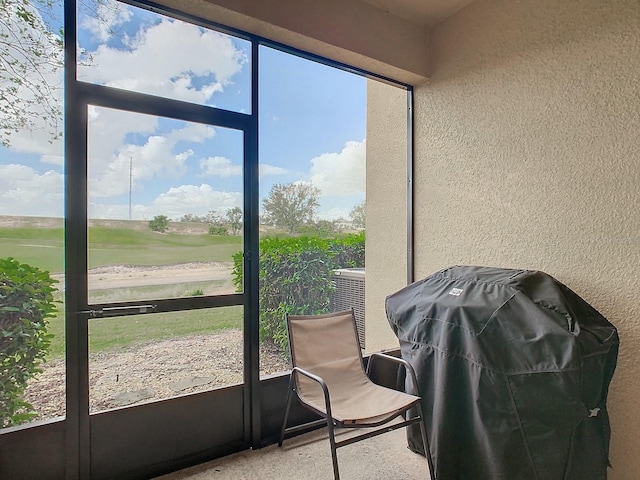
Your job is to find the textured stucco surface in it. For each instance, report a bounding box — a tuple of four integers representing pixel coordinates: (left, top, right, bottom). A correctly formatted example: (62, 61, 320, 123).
(362, 0, 475, 26)
(364, 80, 409, 353)
(413, 0, 639, 477)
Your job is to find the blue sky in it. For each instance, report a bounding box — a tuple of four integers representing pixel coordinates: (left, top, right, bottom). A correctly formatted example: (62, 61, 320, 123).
(0, 0, 366, 222)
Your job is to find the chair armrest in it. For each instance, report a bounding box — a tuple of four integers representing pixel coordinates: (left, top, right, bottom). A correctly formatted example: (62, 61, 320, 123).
(366, 352, 420, 396)
(291, 367, 335, 418)
(292, 366, 328, 390)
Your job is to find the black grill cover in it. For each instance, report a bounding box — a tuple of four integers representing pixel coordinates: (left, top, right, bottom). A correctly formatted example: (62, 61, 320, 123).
(386, 266, 619, 480)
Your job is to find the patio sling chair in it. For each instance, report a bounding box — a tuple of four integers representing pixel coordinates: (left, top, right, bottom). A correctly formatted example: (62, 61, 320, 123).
(278, 309, 435, 480)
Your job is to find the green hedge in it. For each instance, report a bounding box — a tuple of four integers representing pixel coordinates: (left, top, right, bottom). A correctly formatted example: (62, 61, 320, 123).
(0, 258, 57, 427)
(233, 232, 364, 353)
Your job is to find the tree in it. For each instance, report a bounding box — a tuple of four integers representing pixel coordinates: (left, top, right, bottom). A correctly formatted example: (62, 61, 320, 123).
(1, 0, 115, 147)
(148, 215, 169, 233)
(262, 182, 320, 235)
(1, 0, 62, 147)
(297, 219, 337, 237)
(350, 200, 365, 230)
(178, 213, 206, 223)
(208, 225, 228, 235)
(226, 206, 242, 235)
(204, 210, 224, 225)
(202, 210, 227, 235)
(333, 216, 348, 233)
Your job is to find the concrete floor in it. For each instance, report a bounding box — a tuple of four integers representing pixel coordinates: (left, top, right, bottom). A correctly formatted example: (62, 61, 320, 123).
(155, 425, 432, 480)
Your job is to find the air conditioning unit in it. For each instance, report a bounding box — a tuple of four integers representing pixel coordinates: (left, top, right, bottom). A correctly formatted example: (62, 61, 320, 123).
(331, 268, 365, 348)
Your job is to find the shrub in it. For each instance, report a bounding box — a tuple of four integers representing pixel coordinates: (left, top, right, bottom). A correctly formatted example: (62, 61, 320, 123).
(149, 215, 169, 233)
(231, 251, 244, 292)
(0, 258, 57, 427)
(208, 225, 228, 236)
(233, 233, 365, 354)
(329, 231, 365, 268)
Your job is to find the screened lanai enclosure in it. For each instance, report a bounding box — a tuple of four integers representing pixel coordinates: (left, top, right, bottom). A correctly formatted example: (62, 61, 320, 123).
(2, 0, 636, 479)
(0, 0, 411, 478)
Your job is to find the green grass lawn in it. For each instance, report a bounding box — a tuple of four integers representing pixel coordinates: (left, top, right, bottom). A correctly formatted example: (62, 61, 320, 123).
(0, 227, 64, 273)
(0, 220, 301, 275)
(0, 224, 241, 273)
(1, 218, 245, 358)
(46, 305, 243, 358)
(88, 240, 240, 266)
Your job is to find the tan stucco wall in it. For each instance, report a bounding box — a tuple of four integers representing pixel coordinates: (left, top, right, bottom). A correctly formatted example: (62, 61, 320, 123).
(413, 0, 639, 477)
(364, 80, 409, 353)
(144, 0, 639, 472)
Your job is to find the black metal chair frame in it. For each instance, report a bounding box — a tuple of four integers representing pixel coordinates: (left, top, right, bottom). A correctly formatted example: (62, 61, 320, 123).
(277, 312, 435, 480)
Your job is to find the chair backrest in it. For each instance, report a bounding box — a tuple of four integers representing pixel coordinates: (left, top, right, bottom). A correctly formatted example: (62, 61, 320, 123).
(287, 310, 363, 374)
(286, 310, 418, 425)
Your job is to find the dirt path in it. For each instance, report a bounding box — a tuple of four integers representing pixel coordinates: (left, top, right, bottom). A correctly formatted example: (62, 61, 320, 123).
(24, 330, 290, 419)
(52, 262, 237, 294)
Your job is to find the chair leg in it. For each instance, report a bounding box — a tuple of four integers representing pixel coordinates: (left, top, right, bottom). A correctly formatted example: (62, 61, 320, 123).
(415, 402, 436, 479)
(326, 418, 340, 480)
(278, 374, 296, 447)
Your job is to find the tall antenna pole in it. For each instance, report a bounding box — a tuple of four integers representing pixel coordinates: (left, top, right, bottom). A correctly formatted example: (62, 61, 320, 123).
(129, 156, 132, 220)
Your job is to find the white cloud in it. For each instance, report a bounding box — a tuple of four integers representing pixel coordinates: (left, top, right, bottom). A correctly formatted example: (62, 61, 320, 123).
(78, 18, 247, 105)
(150, 184, 242, 219)
(89, 201, 151, 220)
(8, 131, 62, 158)
(166, 122, 216, 144)
(259, 163, 288, 177)
(200, 156, 242, 177)
(310, 139, 366, 196)
(319, 207, 351, 221)
(88, 202, 129, 220)
(87, 107, 216, 199)
(41, 154, 64, 166)
(89, 183, 242, 220)
(0, 164, 63, 216)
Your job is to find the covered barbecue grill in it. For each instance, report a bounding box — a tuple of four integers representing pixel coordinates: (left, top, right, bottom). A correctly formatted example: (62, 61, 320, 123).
(386, 266, 619, 480)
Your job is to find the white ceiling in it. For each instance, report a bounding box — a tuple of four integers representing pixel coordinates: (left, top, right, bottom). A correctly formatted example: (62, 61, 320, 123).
(361, 0, 476, 26)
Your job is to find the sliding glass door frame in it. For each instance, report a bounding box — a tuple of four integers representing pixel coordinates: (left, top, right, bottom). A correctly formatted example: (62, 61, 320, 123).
(64, 3, 259, 477)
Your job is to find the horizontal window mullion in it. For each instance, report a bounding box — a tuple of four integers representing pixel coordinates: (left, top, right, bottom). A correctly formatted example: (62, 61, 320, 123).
(83, 293, 244, 318)
(74, 81, 253, 130)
